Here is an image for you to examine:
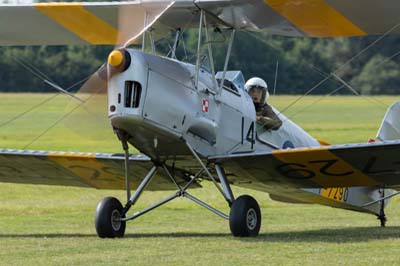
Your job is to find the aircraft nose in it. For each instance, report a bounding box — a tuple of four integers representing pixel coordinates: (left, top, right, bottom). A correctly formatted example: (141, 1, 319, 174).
(108, 50, 124, 67)
(107, 49, 131, 73)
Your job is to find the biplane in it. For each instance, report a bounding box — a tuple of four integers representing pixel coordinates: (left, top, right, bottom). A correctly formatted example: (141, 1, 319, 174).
(1, 0, 400, 238)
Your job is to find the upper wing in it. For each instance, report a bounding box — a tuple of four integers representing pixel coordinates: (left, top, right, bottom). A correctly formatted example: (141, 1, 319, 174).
(212, 140, 400, 189)
(0, 1, 176, 46)
(1, 0, 400, 46)
(198, 0, 400, 37)
(0, 149, 199, 190)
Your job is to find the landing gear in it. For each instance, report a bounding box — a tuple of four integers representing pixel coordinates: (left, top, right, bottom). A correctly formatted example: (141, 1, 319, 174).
(95, 197, 126, 238)
(229, 195, 261, 237)
(94, 131, 262, 238)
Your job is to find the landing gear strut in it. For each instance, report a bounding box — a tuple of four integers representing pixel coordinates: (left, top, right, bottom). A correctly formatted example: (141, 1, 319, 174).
(94, 132, 262, 237)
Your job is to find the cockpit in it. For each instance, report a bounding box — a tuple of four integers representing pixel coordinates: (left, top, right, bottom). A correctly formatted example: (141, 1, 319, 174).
(216, 71, 246, 97)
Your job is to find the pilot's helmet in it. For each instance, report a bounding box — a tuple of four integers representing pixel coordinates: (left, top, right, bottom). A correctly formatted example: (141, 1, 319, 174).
(245, 77, 269, 104)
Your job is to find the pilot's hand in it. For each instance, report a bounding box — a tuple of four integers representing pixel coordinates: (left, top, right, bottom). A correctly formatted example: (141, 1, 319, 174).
(257, 116, 272, 122)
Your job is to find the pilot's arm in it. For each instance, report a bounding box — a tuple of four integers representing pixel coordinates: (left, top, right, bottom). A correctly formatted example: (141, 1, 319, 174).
(256, 104, 282, 131)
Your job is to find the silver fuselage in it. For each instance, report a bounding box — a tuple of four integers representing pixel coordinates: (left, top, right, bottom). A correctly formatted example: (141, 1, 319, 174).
(108, 50, 319, 160)
(107, 50, 389, 215)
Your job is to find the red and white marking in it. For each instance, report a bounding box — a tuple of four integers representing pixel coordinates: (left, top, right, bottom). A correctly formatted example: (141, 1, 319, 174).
(202, 99, 209, 113)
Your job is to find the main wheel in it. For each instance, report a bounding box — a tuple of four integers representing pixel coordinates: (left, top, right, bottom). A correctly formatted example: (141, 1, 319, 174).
(229, 195, 261, 237)
(95, 197, 126, 238)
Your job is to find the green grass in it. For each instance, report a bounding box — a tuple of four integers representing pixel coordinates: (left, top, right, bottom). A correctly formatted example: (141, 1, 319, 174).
(269, 95, 394, 144)
(0, 93, 121, 153)
(1, 94, 400, 266)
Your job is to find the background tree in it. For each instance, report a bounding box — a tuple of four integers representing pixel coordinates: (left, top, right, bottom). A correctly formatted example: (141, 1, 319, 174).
(0, 31, 399, 94)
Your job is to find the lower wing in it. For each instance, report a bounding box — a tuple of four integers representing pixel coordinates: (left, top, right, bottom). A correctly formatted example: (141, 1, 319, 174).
(0, 149, 198, 190)
(4, 140, 400, 192)
(212, 141, 400, 189)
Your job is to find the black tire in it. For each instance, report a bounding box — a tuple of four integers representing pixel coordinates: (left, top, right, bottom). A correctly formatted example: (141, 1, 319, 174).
(95, 197, 126, 238)
(229, 195, 261, 237)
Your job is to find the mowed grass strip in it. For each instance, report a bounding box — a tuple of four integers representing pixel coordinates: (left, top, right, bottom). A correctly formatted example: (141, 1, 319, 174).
(1, 94, 400, 266)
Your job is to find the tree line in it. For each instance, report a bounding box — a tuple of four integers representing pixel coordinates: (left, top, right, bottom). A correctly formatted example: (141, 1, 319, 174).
(0, 32, 399, 95)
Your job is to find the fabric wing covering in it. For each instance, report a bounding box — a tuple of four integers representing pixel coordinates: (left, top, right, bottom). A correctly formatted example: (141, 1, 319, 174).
(1, 0, 400, 46)
(212, 141, 400, 190)
(2, 141, 400, 190)
(0, 1, 175, 46)
(0, 149, 200, 190)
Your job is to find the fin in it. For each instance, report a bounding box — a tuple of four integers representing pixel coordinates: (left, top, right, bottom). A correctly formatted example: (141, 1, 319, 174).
(377, 102, 400, 141)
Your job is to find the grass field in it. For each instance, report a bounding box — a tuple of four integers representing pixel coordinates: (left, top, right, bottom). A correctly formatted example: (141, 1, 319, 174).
(1, 94, 400, 266)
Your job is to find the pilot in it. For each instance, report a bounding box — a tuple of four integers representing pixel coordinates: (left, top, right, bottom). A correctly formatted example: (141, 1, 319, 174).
(245, 77, 282, 131)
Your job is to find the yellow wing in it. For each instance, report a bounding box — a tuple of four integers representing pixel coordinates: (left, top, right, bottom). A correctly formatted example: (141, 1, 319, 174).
(214, 141, 400, 189)
(0, 1, 175, 46)
(0, 149, 199, 190)
(1, 1, 400, 46)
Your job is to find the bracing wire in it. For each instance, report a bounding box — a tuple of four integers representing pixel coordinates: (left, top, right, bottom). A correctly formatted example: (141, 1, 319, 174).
(286, 85, 345, 121)
(331, 73, 388, 109)
(0, 46, 87, 103)
(335, 22, 400, 75)
(246, 31, 331, 79)
(0, 45, 108, 131)
(277, 21, 400, 116)
(1, 59, 107, 148)
(22, 103, 82, 150)
(0, 75, 91, 129)
(287, 46, 400, 117)
(22, 84, 106, 149)
(0, 47, 55, 83)
(163, 13, 196, 60)
(250, 20, 400, 130)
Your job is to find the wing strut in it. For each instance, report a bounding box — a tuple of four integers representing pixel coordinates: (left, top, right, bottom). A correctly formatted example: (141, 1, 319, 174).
(194, 10, 204, 88)
(170, 28, 181, 59)
(193, 9, 236, 95)
(203, 12, 218, 91)
(218, 29, 235, 95)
